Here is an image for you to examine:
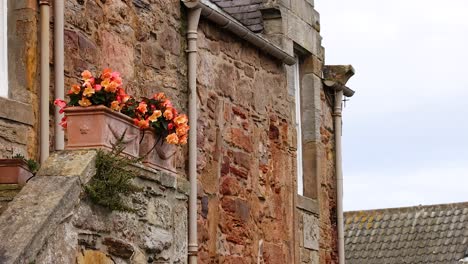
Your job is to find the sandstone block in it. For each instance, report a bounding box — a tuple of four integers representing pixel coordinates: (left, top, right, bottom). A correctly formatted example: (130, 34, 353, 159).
(103, 237, 134, 259)
(303, 213, 320, 250)
(77, 250, 114, 264)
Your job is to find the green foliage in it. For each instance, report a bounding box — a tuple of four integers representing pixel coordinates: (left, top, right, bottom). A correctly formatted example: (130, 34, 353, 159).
(11, 153, 39, 174)
(85, 132, 142, 212)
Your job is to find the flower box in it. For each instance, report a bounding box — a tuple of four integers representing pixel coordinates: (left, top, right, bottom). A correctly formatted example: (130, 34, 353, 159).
(0, 159, 34, 185)
(64, 105, 141, 157)
(139, 129, 177, 173)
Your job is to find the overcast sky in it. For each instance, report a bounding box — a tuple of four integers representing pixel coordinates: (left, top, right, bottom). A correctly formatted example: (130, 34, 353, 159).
(316, 0, 468, 211)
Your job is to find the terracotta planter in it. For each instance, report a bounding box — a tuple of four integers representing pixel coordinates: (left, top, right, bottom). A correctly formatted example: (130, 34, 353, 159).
(0, 159, 34, 185)
(64, 105, 141, 157)
(139, 129, 177, 173)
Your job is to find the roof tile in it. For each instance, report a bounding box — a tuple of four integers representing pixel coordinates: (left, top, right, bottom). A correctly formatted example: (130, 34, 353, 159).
(345, 202, 468, 264)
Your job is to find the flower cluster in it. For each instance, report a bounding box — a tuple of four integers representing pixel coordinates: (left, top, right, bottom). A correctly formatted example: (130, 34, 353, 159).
(121, 93, 189, 145)
(55, 69, 188, 145)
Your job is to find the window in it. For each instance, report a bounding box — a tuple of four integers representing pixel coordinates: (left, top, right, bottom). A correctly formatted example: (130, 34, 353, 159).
(0, 0, 8, 97)
(294, 55, 303, 195)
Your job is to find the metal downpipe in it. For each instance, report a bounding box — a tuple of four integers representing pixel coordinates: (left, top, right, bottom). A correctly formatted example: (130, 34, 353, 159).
(186, 5, 202, 264)
(54, 0, 64, 150)
(39, 0, 50, 163)
(334, 89, 345, 264)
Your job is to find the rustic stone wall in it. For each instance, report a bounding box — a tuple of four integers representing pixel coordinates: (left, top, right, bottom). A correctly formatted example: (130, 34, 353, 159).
(0, 0, 39, 160)
(0, 150, 189, 264)
(57, 0, 189, 174)
(261, 0, 339, 263)
(36, 171, 189, 264)
(2, 0, 341, 263)
(195, 19, 296, 263)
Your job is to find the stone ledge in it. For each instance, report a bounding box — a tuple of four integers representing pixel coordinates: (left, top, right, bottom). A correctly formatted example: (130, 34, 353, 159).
(0, 176, 82, 263)
(297, 194, 319, 215)
(38, 150, 97, 184)
(0, 97, 34, 125)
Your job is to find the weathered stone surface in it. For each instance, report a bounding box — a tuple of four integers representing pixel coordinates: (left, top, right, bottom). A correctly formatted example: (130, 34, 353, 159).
(103, 237, 134, 259)
(38, 150, 97, 183)
(0, 176, 82, 263)
(146, 198, 172, 229)
(35, 222, 78, 264)
(76, 250, 114, 264)
(100, 31, 135, 79)
(0, 147, 188, 263)
(0, 97, 34, 126)
(139, 225, 172, 253)
(303, 213, 320, 250)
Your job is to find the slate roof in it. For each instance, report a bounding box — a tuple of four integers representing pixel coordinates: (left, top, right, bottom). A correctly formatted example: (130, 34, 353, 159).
(344, 202, 468, 264)
(210, 0, 264, 32)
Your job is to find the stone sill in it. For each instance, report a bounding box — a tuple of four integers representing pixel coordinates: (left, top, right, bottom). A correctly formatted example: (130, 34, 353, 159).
(0, 96, 34, 125)
(297, 194, 319, 215)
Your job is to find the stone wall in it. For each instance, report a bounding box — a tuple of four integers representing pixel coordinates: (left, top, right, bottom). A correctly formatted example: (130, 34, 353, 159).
(195, 19, 296, 263)
(0, 150, 189, 264)
(2, 0, 341, 263)
(58, 0, 189, 175)
(261, 0, 339, 263)
(0, 0, 38, 160)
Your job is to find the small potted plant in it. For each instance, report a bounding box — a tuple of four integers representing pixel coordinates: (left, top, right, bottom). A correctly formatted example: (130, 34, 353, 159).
(122, 93, 189, 172)
(0, 154, 39, 185)
(55, 69, 141, 157)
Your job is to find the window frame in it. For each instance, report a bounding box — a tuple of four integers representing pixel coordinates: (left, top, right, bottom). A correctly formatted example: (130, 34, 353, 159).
(294, 54, 304, 196)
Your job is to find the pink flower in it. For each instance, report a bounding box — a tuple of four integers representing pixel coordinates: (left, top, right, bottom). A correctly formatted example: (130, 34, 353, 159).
(54, 99, 67, 109)
(59, 116, 67, 129)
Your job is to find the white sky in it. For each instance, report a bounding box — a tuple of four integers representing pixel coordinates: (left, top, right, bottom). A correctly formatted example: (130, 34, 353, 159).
(316, 0, 468, 211)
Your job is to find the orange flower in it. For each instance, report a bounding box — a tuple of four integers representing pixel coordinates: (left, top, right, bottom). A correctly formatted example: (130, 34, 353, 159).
(173, 114, 188, 125)
(102, 68, 112, 79)
(163, 108, 174, 120)
(101, 78, 110, 89)
(122, 95, 131, 103)
(135, 119, 149, 129)
(81, 70, 93, 80)
(178, 134, 188, 145)
(166, 133, 179, 144)
(105, 81, 119, 93)
(153, 92, 166, 100)
(68, 84, 81, 95)
(137, 102, 148, 114)
(176, 124, 189, 136)
(110, 101, 121, 111)
(83, 83, 95, 97)
(78, 97, 92, 107)
(148, 110, 162, 122)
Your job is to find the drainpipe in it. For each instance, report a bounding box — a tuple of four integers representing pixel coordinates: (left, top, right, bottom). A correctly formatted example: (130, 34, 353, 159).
(323, 65, 355, 264)
(54, 0, 64, 150)
(184, 2, 202, 263)
(39, 0, 50, 163)
(333, 89, 345, 264)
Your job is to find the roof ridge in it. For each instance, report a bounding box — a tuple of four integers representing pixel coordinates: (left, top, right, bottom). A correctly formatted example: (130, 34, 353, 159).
(345, 201, 468, 215)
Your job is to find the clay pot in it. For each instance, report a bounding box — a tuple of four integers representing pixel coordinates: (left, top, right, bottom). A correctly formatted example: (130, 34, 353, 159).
(0, 159, 34, 185)
(64, 105, 141, 157)
(139, 129, 177, 173)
